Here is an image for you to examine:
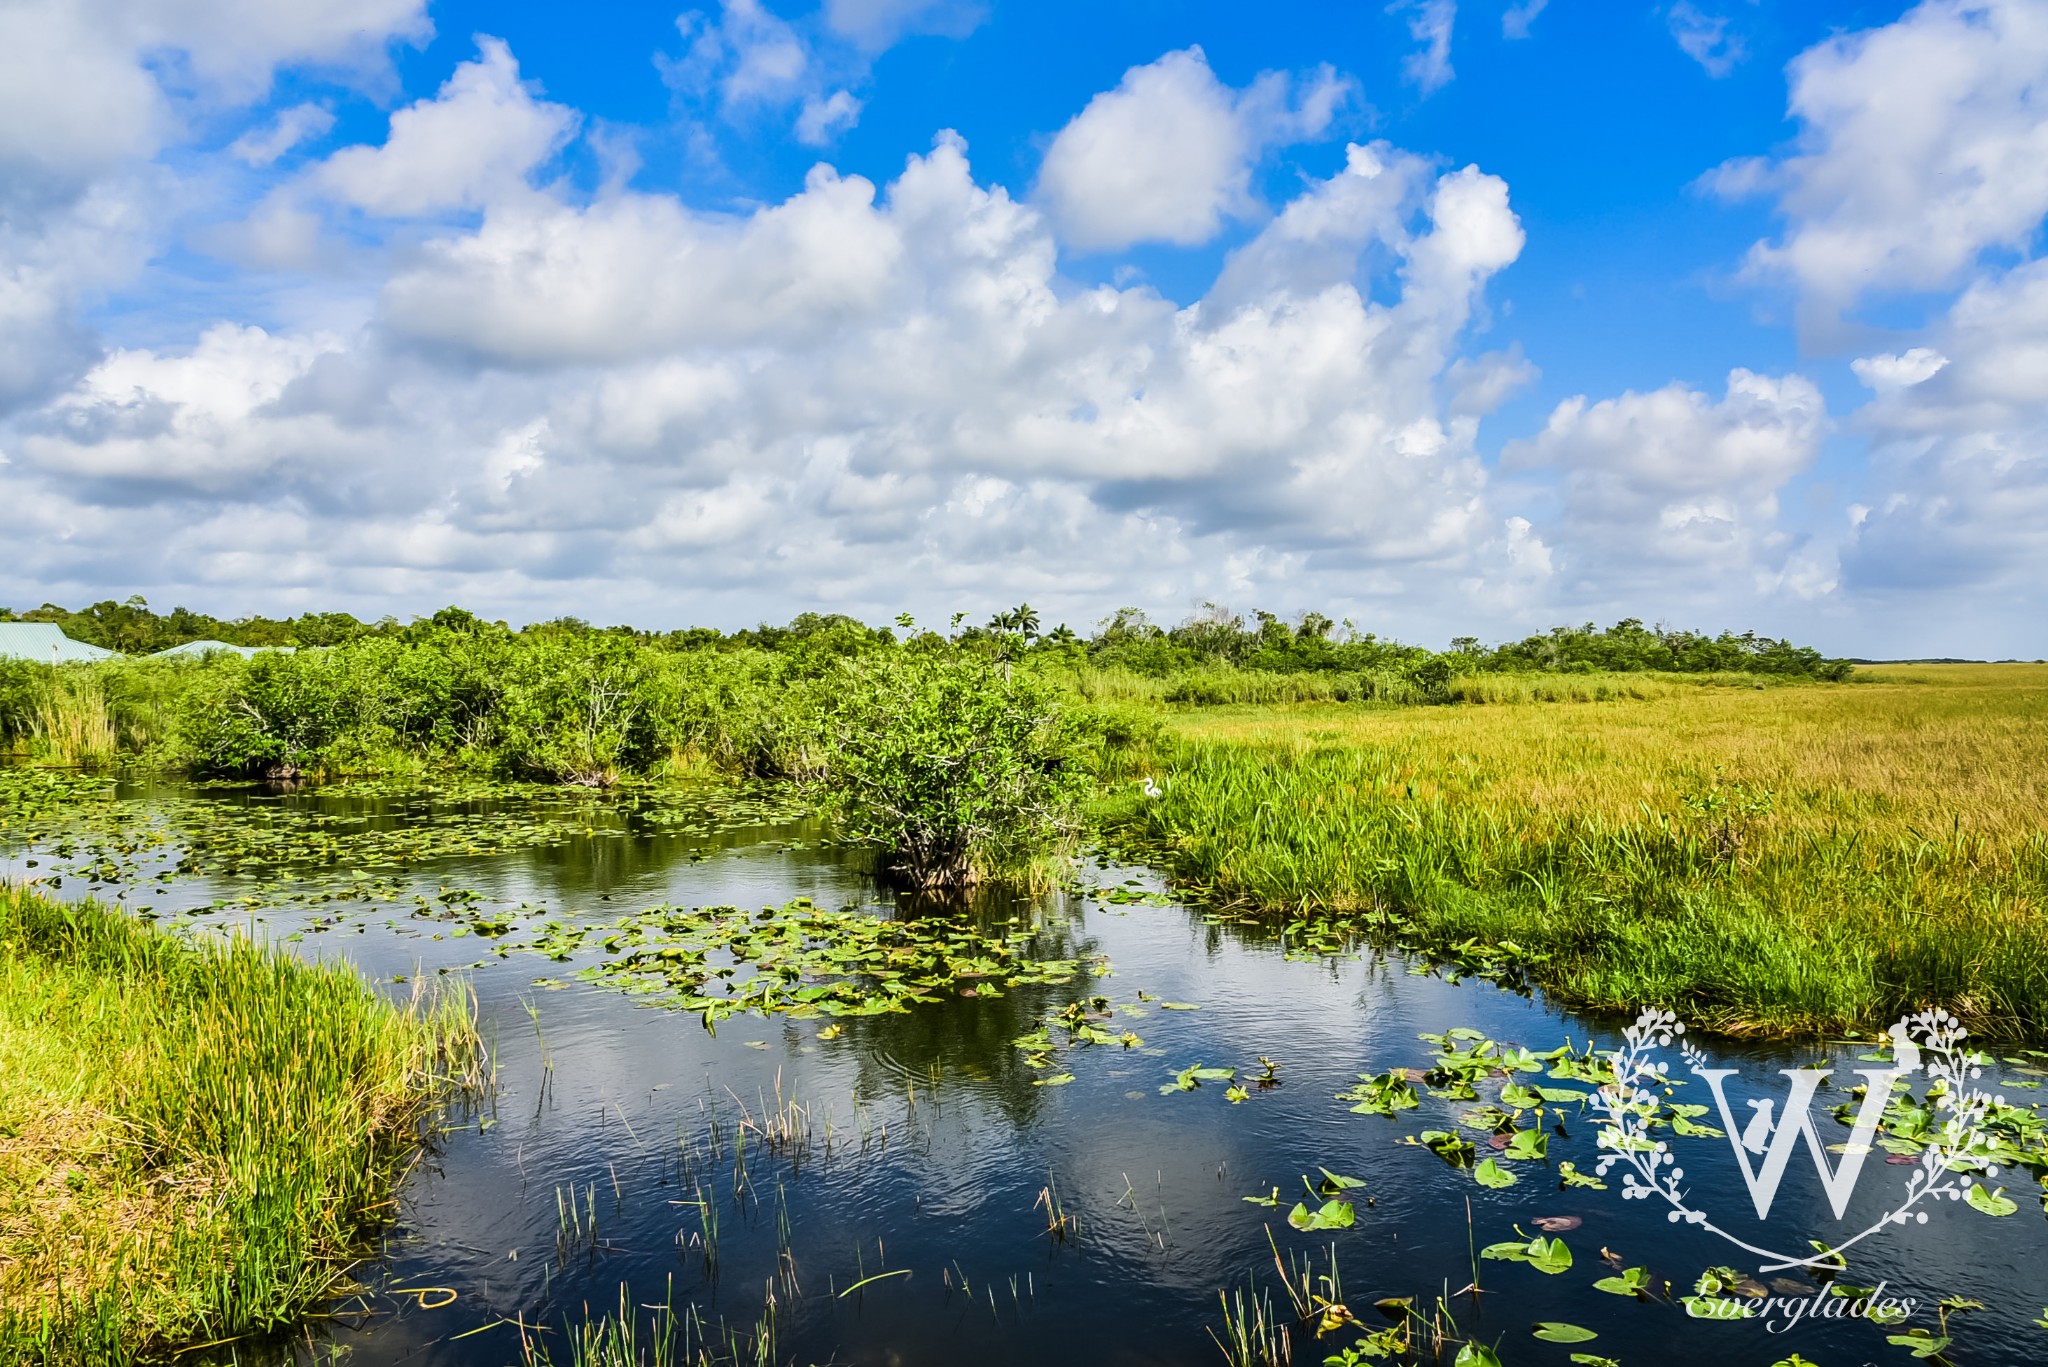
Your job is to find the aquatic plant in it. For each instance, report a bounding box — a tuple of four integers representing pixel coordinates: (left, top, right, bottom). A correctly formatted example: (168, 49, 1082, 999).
(521, 896, 1103, 1025)
(519, 1282, 779, 1367)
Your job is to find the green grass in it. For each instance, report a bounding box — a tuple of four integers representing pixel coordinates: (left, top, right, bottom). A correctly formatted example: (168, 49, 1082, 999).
(1108, 665, 2048, 1040)
(519, 1283, 779, 1367)
(0, 885, 480, 1363)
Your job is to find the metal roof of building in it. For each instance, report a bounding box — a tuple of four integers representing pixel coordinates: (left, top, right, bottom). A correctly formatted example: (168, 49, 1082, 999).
(0, 623, 120, 663)
(150, 640, 294, 659)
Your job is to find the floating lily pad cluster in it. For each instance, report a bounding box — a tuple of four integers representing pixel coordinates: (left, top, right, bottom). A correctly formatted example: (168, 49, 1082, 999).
(1836, 1042, 2048, 1208)
(513, 896, 1106, 1025)
(1, 770, 806, 905)
(1329, 1023, 2048, 1223)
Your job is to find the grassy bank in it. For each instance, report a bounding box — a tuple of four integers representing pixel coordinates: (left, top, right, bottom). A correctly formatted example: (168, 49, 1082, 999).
(0, 886, 480, 1363)
(1108, 665, 2048, 1039)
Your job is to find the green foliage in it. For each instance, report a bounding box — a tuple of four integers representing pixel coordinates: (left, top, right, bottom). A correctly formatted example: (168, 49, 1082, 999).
(174, 651, 359, 778)
(0, 594, 397, 652)
(0, 886, 477, 1360)
(815, 644, 1088, 885)
(493, 635, 662, 785)
(1077, 605, 1851, 686)
(1109, 733, 2048, 1037)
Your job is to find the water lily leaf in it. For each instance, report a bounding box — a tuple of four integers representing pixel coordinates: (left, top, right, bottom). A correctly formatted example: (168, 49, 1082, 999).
(1033, 1072, 1076, 1087)
(1415, 1130, 1477, 1168)
(1452, 1346, 1503, 1367)
(1885, 1330, 1952, 1359)
(1474, 1158, 1518, 1189)
(1967, 1183, 2018, 1216)
(1527, 1235, 1572, 1274)
(1593, 1266, 1652, 1297)
(1504, 1128, 1548, 1160)
(1288, 1198, 1356, 1231)
(1533, 1322, 1597, 1343)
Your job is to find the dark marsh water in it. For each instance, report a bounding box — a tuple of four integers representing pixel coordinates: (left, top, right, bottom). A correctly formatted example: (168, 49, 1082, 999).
(6, 777, 2047, 1367)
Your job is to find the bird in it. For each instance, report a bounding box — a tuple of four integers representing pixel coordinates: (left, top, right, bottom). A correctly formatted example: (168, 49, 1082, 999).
(1740, 1098, 1777, 1154)
(1140, 777, 1162, 798)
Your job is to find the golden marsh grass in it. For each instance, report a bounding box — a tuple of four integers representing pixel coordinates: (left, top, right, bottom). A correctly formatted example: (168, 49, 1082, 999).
(1117, 665, 2048, 1039)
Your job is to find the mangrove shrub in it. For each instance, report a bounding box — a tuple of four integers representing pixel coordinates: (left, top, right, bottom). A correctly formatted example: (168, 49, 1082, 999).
(818, 644, 1087, 887)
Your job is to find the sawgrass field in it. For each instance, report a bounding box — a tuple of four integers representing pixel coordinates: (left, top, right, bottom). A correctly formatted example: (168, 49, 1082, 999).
(1112, 664, 2048, 1038)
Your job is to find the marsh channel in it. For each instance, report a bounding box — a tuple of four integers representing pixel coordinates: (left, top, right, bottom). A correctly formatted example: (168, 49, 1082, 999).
(7, 773, 2048, 1367)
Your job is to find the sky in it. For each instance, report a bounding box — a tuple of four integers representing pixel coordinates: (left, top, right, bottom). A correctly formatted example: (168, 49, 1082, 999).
(1, 0, 2044, 655)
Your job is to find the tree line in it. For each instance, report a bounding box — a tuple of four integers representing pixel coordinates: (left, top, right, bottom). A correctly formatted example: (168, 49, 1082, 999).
(5, 598, 1852, 680)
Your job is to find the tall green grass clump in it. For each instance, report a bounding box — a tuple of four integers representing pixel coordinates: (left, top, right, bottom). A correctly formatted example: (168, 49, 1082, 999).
(1110, 733, 2048, 1039)
(28, 672, 118, 768)
(0, 886, 480, 1362)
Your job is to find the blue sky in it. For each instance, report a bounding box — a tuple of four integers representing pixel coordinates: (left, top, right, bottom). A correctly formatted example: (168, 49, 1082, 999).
(3, 0, 2044, 654)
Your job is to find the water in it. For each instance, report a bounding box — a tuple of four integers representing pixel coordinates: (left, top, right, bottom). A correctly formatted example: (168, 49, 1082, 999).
(7, 778, 2047, 1366)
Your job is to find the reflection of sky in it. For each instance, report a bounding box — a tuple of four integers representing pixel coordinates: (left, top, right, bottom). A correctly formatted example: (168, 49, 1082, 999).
(6, 783, 2046, 1365)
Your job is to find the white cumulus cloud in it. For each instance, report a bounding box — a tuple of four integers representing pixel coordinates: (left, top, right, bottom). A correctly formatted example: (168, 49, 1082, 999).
(1505, 369, 1828, 595)
(1841, 259, 2048, 597)
(0, 0, 429, 415)
(229, 103, 337, 167)
(1035, 48, 1352, 252)
(1502, 0, 1547, 41)
(313, 38, 577, 217)
(1720, 0, 2048, 338)
(1667, 3, 1747, 78)
(2, 124, 1540, 632)
(822, 0, 985, 50)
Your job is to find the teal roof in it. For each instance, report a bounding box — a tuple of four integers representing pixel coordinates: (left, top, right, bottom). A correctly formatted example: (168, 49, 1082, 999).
(0, 623, 120, 663)
(150, 640, 294, 659)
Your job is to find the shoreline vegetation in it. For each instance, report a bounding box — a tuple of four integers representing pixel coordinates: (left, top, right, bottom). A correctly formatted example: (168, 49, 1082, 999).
(1102, 664, 2048, 1041)
(1, 603, 1857, 886)
(2, 598, 2041, 1038)
(0, 886, 481, 1364)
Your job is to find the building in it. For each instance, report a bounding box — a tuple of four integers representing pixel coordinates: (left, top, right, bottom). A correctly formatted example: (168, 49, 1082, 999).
(0, 623, 119, 663)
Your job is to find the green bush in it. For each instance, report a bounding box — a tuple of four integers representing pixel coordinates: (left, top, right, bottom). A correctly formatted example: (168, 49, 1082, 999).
(174, 653, 358, 777)
(816, 645, 1088, 886)
(493, 636, 662, 785)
